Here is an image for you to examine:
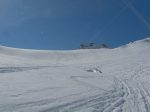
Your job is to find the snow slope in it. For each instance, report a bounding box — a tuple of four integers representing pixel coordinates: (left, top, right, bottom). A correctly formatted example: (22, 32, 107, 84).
(0, 38, 150, 112)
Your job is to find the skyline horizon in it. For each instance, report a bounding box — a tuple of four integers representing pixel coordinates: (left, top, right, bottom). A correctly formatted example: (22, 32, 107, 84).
(0, 36, 149, 50)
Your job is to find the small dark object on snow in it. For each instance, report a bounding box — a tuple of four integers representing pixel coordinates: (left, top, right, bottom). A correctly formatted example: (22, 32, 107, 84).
(80, 43, 109, 49)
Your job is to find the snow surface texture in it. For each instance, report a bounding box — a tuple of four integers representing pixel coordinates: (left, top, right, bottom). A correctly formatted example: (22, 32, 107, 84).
(0, 38, 150, 112)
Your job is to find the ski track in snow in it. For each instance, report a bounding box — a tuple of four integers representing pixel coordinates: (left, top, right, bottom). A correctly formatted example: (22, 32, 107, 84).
(0, 66, 63, 73)
(40, 74, 128, 112)
(0, 38, 150, 112)
(0, 66, 150, 112)
(44, 66, 149, 112)
(0, 65, 150, 112)
(0, 66, 46, 73)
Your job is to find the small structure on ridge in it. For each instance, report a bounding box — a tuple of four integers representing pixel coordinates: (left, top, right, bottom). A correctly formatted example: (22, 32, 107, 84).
(80, 43, 109, 49)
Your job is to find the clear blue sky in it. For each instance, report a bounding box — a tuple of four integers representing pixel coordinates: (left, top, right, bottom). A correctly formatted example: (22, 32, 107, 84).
(0, 0, 150, 50)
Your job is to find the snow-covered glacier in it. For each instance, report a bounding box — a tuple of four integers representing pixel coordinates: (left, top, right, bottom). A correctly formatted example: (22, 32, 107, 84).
(0, 38, 150, 112)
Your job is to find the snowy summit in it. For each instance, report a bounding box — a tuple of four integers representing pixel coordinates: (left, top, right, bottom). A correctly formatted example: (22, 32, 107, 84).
(0, 38, 150, 112)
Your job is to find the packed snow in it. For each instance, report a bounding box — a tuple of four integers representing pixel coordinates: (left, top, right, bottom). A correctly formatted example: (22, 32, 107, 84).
(0, 38, 150, 112)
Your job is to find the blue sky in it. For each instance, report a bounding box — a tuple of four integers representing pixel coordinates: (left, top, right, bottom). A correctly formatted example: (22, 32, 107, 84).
(0, 0, 150, 50)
